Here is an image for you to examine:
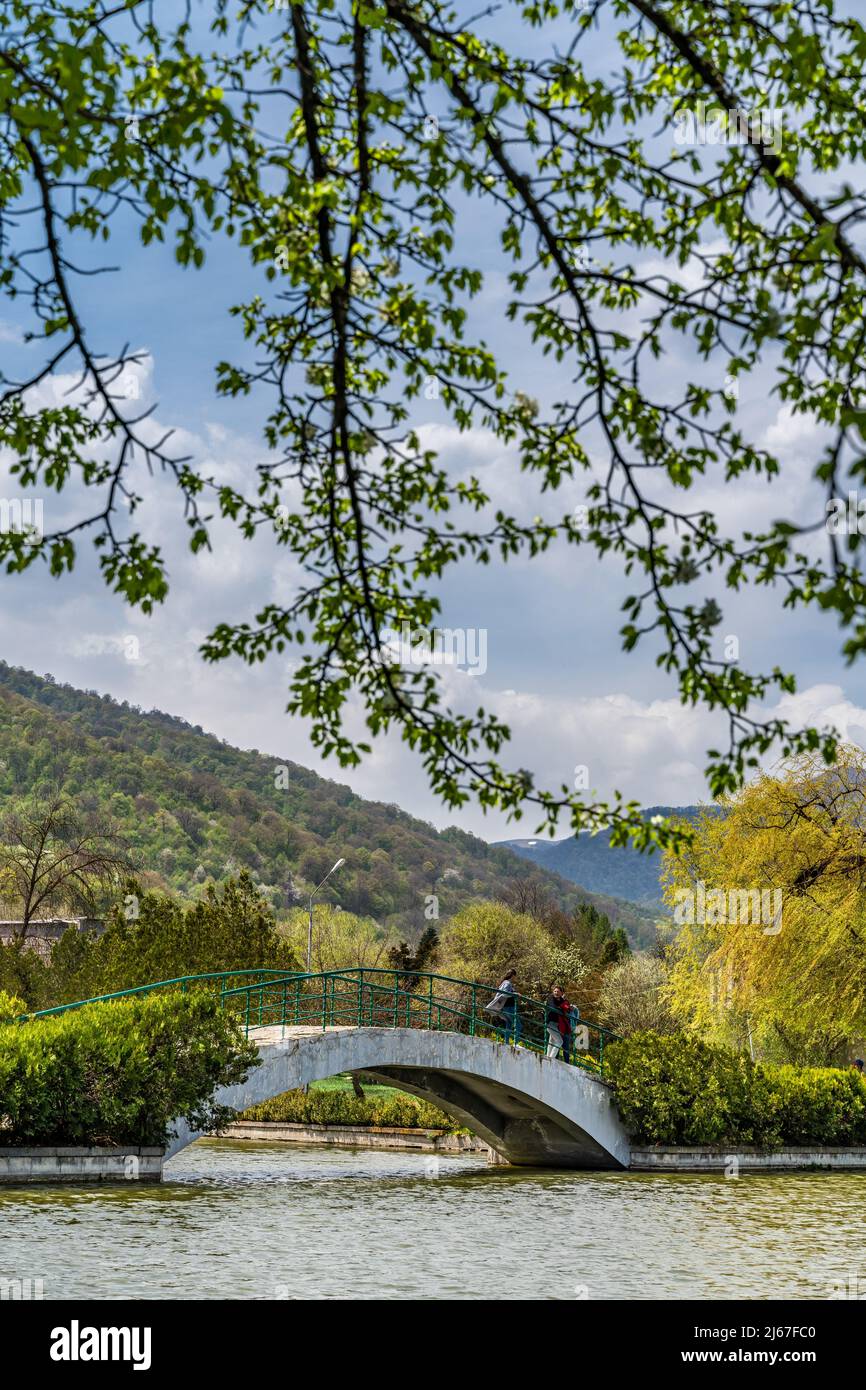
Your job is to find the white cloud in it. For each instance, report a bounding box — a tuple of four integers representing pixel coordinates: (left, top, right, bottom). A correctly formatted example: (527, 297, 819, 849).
(761, 403, 827, 460)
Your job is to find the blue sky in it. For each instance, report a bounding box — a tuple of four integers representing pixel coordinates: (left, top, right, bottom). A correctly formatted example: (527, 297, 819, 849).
(1, 0, 864, 841)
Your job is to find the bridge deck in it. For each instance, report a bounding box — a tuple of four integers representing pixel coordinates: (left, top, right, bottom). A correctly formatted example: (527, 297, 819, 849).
(248, 1024, 356, 1044)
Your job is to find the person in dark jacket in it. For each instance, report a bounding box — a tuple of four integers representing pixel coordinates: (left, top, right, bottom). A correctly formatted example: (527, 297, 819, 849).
(546, 985, 567, 1058)
(559, 996, 581, 1063)
(560, 991, 573, 1063)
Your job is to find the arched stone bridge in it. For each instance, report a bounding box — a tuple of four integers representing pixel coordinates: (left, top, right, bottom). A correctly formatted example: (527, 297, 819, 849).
(165, 1023, 630, 1169)
(32, 968, 629, 1170)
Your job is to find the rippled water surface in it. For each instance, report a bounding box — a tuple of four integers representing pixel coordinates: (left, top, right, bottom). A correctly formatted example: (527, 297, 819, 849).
(1, 1140, 864, 1299)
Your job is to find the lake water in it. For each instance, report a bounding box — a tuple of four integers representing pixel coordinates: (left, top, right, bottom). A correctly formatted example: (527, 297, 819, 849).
(2, 1140, 864, 1300)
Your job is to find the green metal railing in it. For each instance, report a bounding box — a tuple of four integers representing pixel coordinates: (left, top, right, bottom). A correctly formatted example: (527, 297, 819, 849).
(23, 968, 619, 1078)
(25, 969, 298, 1018)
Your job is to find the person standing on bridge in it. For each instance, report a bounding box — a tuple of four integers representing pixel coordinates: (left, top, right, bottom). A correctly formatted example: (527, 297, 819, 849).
(560, 992, 580, 1064)
(546, 985, 567, 1059)
(487, 970, 520, 1044)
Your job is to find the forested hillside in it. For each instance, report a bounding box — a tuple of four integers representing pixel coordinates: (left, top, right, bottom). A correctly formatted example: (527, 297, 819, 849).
(0, 664, 659, 944)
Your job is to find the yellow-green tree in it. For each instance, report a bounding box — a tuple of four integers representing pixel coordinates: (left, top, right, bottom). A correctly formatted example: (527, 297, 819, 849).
(281, 904, 397, 974)
(438, 901, 559, 996)
(599, 955, 679, 1037)
(663, 749, 866, 1063)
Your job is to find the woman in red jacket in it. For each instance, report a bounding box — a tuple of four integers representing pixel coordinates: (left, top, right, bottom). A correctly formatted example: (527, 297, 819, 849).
(560, 992, 573, 1063)
(545, 985, 568, 1059)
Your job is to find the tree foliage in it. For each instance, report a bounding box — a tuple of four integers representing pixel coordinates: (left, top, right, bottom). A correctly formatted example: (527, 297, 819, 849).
(281, 901, 398, 972)
(388, 924, 439, 976)
(498, 878, 629, 1006)
(663, 749, 866, 1061)
(599, 953, 680, 1036)
(0, 871, 296, 1009)
(439, 899, 558, 994)
(0, 2, 863, 841)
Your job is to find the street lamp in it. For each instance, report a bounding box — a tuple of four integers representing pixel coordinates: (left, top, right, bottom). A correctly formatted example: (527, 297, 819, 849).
(307, 857, 345, 973)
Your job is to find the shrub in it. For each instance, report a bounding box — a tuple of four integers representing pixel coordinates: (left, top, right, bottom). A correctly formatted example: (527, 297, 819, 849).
(244, 1086, 456, 1130)
(606, 1032, 766, 1145)
(607, 1032, 866, 1147)
(0, 991, 259, 1147)
(766, 1065, 866, 1146)
(0, 991, 27, 1021)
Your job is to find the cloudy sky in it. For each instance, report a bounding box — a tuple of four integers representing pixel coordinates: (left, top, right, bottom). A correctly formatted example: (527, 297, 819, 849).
(1, 2, 864, 842)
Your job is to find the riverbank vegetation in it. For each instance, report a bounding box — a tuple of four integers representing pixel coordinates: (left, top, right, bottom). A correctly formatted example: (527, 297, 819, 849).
(0, 992, 258, 1147)
(608, 1033, 866, 1148)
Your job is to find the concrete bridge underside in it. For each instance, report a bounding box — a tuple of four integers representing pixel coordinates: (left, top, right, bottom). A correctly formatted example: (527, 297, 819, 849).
(165, 1026, 630, 1169)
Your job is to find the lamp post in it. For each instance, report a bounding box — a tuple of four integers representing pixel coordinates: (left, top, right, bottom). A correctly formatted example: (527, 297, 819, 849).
(307, 857, 345, 974)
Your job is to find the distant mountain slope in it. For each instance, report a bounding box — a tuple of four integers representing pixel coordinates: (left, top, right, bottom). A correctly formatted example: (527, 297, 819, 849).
(0, 663, 658, 945)
(498, 805, 718, 908)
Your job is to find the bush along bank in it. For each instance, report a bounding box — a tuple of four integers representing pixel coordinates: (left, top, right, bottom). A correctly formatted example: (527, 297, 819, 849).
(0, 992, 258, 1148)
(607, 1032, 866, 1147)
(243, 1086, 459, 1131)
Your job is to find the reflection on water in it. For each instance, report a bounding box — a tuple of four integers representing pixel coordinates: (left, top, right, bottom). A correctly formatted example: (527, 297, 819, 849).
(1, 1140, 864, 1300)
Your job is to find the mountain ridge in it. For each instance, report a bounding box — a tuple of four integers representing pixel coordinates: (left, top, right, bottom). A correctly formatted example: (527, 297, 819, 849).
(497, 804, 716, 907)
(0, 662, 661, 946)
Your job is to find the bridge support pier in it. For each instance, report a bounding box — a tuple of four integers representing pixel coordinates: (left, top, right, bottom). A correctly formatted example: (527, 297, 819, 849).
(485, 1145, 511, 1166)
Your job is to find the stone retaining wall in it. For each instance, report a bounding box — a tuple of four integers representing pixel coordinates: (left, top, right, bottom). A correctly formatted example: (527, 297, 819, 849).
(219, 1119, 490, 1154)
(0, 918, 103, 960)
(0, 1146, 163, 1182)
(630, 1146, 866, 1171)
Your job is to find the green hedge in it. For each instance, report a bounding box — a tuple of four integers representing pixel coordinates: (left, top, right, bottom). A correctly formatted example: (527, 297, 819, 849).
(244, 1087, 457, 1130)
(607, 1032, 866, 1147)
(0, 992, 258, 1147)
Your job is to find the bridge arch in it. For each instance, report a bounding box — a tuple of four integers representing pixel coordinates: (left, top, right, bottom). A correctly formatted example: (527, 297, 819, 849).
(166, 1026, 630, 1169)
